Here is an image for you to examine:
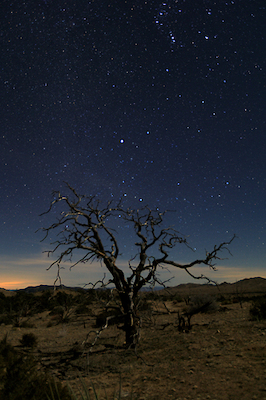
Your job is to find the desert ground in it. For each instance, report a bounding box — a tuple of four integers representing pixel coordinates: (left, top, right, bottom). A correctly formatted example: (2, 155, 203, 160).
(0, 278, 266, 399)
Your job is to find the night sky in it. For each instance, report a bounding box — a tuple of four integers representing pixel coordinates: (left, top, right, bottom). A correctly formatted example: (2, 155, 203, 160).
(1, 0, 265, 289)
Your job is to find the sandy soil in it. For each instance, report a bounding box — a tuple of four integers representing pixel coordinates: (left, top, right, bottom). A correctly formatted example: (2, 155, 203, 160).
(1, 296, 266, 400)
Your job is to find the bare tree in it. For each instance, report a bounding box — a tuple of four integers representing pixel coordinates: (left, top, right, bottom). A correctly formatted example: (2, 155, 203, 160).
(40, 183, 235, 347)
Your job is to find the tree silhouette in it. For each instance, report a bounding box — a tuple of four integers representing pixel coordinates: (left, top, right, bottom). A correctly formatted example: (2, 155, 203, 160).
(40, 183, 235, 347)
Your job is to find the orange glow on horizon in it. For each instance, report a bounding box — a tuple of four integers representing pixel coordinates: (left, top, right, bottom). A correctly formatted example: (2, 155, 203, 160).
(1, 281, 35, 290)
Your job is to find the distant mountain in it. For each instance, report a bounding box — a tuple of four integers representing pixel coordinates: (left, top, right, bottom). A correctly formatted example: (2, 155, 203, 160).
(159, 277, 266, 297)
(1, 277, 266, 295)
(19, 284, 85, 293)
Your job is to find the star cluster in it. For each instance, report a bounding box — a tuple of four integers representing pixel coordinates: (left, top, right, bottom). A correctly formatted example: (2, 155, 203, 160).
(0, 0, 265, 287)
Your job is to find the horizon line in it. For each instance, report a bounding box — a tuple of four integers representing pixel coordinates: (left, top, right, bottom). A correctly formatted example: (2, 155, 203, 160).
(1, 276, 265, 291)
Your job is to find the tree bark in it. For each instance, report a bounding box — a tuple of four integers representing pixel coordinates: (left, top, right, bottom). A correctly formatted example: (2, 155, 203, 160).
(119, 289, 139, 348)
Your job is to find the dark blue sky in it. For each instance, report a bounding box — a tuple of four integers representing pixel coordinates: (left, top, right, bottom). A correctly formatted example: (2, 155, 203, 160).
(1, 0, 265, 289)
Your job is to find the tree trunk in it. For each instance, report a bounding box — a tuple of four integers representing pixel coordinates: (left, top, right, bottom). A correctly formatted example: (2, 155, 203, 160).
(124, 311, 139, 348)
(120, 289, 139, 348)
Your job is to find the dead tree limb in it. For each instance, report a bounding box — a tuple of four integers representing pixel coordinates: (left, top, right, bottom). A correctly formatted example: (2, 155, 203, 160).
(39, 183, 236, 347)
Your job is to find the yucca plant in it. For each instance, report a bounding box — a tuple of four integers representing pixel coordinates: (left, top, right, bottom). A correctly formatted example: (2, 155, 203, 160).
(0, 336, 71, 400)
(48, 376, 133, 400)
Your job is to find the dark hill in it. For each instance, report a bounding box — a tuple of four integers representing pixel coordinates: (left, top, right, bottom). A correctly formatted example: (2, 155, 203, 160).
(159, 277, 266, 297)
(1, 277, 266, 297)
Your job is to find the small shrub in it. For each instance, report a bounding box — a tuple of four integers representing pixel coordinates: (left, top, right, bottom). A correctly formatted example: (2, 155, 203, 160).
(75, 304, 90, 315)
(0, 314, 13, 325)
(217, 294, 227, 304)
(137, 298, 152, 312)
(0, 336, 72, 400)
(20, 333, 37, 348)
(178, 295, 219, 331)
(143, 291, 159, 301)
(49, 305, 65, 316)
(20, 320, 35, 328)
(49, 306, 71, 323)
(35, 290, 52, 312)
(187, 295, 219, 314)
(250, 296, 266, 320)
(76, 289, 96, 305)
(1, 337, 132, 400)
(172, 294, 183, 304)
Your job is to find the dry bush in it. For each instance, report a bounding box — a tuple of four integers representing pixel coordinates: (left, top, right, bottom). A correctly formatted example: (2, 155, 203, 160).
(250, 295, 266, 320)
(177, 295, 219, 331)
(20, 333, 38, 348)
(186, 294, 219, 314)
(0, 336, 71, 400)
